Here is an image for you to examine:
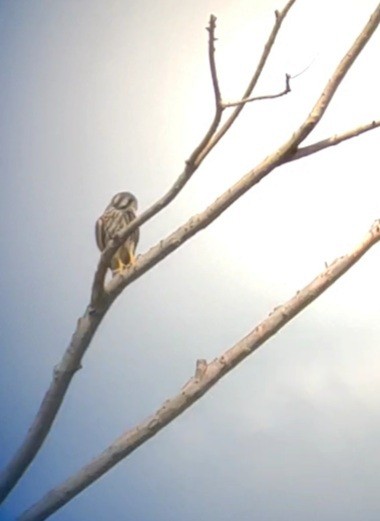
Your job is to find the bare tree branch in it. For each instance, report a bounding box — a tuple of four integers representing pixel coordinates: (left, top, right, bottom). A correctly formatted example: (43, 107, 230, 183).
(0, 309, 106, 504)
(2, 1, 380, 507)
(222, 73, 291, 108)
(0, 3, 298, 503)
(105, 3, 380, 300)
(91, 13, 224, 305)
(18, 220, 380, 521)
(207, 14, 222, 108)
(196, 0, 297, 164)
(289, 120, 380, 161)
(91, 0, 297, 305)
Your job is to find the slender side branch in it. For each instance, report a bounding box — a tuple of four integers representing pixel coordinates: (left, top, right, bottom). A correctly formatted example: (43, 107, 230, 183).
(289, 120, 380, 161)
(207, 14, 222, 107)
(197, 0, 297, 164)
(187, 14, 223, 164)
(222, 73, 291, 108)
(19, 220, 380, 521)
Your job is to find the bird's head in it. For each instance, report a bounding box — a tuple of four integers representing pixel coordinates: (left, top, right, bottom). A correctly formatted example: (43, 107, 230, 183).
(110, 192, 138, 211)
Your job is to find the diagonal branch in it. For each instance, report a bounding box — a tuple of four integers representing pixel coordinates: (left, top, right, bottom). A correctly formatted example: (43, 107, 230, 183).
(18, 220, 380, 521)
(0, 3, 298, 503)
(91, 13, 224, 304)
(91, 0, 297, 305)
(0, 307, 107, 504)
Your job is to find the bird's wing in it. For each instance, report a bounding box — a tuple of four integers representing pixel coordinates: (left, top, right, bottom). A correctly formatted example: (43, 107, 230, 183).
(95, 216, 107, 251)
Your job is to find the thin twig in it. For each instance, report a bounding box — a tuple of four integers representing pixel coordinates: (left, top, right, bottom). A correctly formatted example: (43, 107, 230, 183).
(222, 73, 291, 108)
(18, 220, 380, 521)
(290, 56, 317, 80)
(207, 14, 222, 108)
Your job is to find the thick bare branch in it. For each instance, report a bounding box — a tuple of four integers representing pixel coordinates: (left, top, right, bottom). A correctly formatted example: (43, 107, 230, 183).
(18, 220, 380, 521)
(289, 120, 380, 161)
(0, 308, 107, 504)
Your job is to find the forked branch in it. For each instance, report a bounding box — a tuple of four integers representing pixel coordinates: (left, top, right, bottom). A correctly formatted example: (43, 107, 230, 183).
(91, 13, 225, 304)
(91, 0, 296, 303)
(290, 120, 380, 161)
(104, 3, 380, 301)
(2, 1, 380, 512)
(0, 2, 298, 503)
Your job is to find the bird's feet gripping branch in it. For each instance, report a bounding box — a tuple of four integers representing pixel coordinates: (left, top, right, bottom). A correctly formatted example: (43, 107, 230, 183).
(111, 246, 137, 276)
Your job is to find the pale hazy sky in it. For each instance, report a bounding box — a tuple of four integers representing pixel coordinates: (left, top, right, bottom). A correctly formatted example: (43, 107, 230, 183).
(1, 1, 380, 520)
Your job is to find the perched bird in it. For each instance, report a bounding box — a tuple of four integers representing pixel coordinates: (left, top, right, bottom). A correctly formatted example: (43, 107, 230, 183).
(95, 192, 139, 275)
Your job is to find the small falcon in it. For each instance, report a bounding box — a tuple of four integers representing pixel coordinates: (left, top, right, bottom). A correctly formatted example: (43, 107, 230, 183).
(95, 192, 139, 275)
